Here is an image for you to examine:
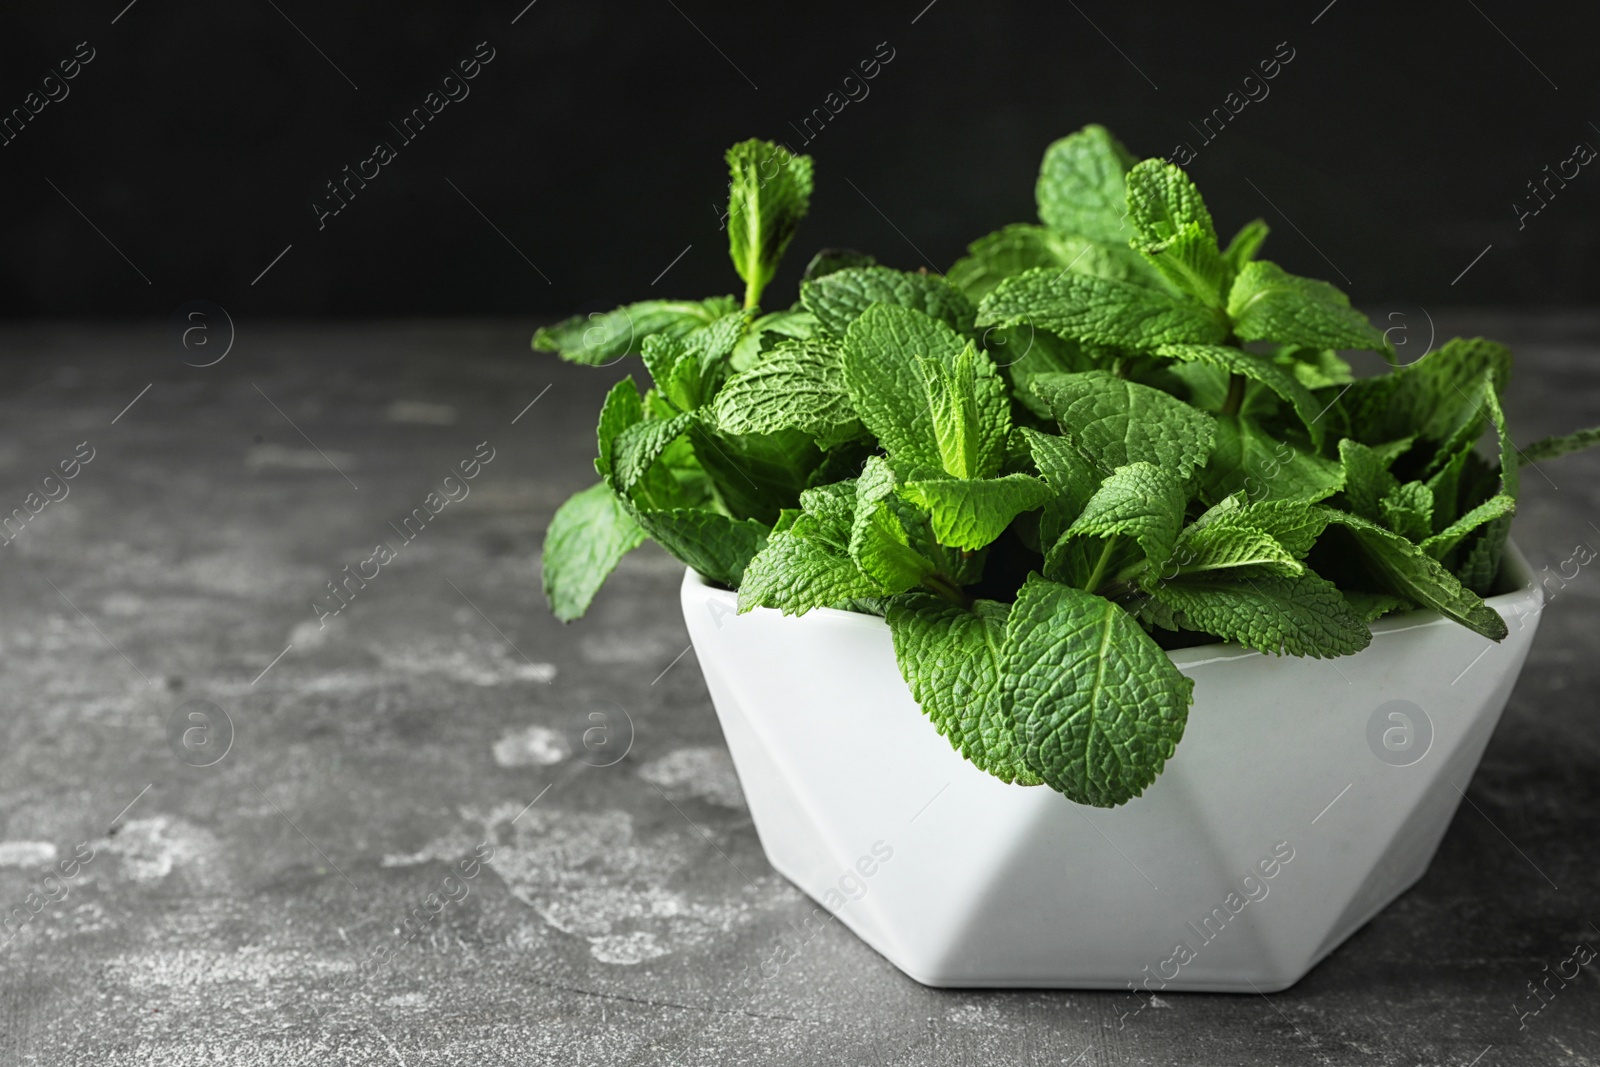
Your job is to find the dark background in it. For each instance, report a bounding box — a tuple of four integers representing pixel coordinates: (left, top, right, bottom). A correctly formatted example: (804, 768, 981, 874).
(2, 0, 1597, 322)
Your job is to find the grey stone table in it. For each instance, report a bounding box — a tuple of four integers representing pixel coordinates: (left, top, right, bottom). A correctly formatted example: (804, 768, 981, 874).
(0, 317, 1597, 1067)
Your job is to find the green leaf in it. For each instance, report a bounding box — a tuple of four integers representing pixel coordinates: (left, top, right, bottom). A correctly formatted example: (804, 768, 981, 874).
(1226, 261, 1387, 353)
(802, 266, 975, 338)
(841, 304, 969, 472)
(1380, 481, 1435, 542)
(1184, 496, 1328, 559)
(991, 326, 1112, 418)
(690, 421, 820, 525)
(1124, 160, 1225, 305)
(711, 338, 863, 448)
(1022, 426, 1103, 545)
(1201, 415, 1342, 504)
(738, 485, 883, 615)
(947, 224, 1156, 302)
(1157, 343, 1326, 446)
(1136, 222, 1228, 307)
(1149, 571, 1371, 658)
(542, 483, 647, 622)
(629, 508, 769, 588)
(1342, 590, 1412, 623)
(729, 306, 818, 371)
(534, 297, 738, 365)
(887, 596, 1041, 785)
(851, 457, 939, 592)
(1322, 509, 1508, 640)
(726, 139, 815, 308)
(1030, 371, 1217, 480)
(612, 412, 694, 500)
(919, 342, 1011, 479)
(1222, 218, 1270, 274)
(980, 268, 1227, 349)
(1170, 520, 1304, 578)
(1002, 577, 1193, 807)
(1064, 462, 1189, 573)
(1338, 438, 1402, 523)
(1035, 124, 1137, 242)
(1520, 426, 1600, 465)
(1420, 494, 1516, 559)
(596, 378, 645, 481)
(1323, 337, 1511, 444)
(900, 473, 1052, 551)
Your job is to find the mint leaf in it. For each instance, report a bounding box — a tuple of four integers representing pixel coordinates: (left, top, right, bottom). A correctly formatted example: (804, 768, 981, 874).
(738, 483, 883, 615)
(1342, 590, 1412, 623)
(900, 473, 1052, 551)
(630, 508, 769, 589)
(1124, 160, 1225, 305)
(1420, 494, 1516, 559)
(1064, 462, 1189, 574)
(1226, 261, 1387, 353)
(1149, 571, 1371, 657)
(596, 377, 645, 482)
(851, 457, 939, 592)
(1380, 481, 1435, 542)
(980, 269, 1227, 349)
(729, 306, 818, 371)
(947, 224, 1156, 302)
(841, 304, 969, 472)
(690, 421, 820, 525)
(1030, 371, 1217, 480)
(612, 412, 695, 502)
(1322, 509, 1508, 640)
(993, 327, 1112, 418)
(1222, 218, 1270, 274)
(1171, 521, 1303, 578)
(542, 482, 647, 622)
(919, 342, 1010, 479)
(802, 266, 975, 338)
(726, 139, 814, 309)
(1002, 576, 1193, 807)
(1157, 343, 1326, 446)
(887, 595, 1041, 786)
(1182, 496, 1328, 561)
(1338, 438, 1402, 523)
(1201, 415, 1342, 504)
(1520, 426, 1600, 464)
(1325, 337, 1511, 444)
(535, 297, 738, 365)
(1035, 124, 1136, 242)
(711, 338, 863, 448)
(1022, 426, 1102, 545)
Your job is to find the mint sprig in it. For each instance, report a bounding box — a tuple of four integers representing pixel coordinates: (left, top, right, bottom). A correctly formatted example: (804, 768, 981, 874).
(535, 128, 1600, 808)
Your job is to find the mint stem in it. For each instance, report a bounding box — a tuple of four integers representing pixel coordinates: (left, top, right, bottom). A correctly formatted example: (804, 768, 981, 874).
(1220, 373, 1246, 416)
(922, 573, 972, 609)
(1082, 535, 1120, 595)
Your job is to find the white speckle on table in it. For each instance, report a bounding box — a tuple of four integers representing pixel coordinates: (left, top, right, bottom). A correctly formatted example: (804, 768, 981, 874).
(381, 830, 478, 868)
(0, 841, 58, 867)
(493, 725, 569, 767)
(103, 816, 220, 885)
(579, 632, 681, 665)
(638, 747, 746, 810)
(374, 636, 555, 686)
(472, 803, 761, 965)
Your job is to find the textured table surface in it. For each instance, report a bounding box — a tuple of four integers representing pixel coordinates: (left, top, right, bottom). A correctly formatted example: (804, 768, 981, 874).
(0, 317, 1597, 1067)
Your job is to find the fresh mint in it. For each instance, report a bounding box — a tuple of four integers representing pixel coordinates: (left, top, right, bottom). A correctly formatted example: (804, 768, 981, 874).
(536, 128, 1600, 808)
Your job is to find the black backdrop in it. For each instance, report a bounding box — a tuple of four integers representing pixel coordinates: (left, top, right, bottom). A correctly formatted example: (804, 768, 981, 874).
(2, 1, 1597, 320)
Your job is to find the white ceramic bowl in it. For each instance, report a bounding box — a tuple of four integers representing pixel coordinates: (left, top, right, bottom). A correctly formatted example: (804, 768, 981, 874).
(680, 548, 1543, 991)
